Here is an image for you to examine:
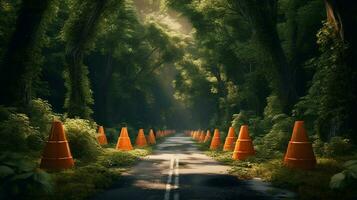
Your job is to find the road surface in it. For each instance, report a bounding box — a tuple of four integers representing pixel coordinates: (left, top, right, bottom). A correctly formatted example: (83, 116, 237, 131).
(92, 133, 295, 200)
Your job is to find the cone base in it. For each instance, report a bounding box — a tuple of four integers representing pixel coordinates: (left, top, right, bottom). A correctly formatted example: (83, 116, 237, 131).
(284, 157, 316, 170)
(40, 157, 74, 170)
(116, 137, 133, 151)
(97, 135, 108, 145)
(232, 151, 255, 160)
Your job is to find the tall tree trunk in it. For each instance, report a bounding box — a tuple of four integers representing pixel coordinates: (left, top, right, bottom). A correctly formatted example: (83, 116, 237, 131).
(323, 0, 357, 141)
(0, 0, 52, 108)
(235, 0, 297, 113)
(64, 0, 109, 119)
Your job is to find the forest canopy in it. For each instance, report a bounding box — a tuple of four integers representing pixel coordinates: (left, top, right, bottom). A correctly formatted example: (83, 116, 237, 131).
(1, 0, 357, 199)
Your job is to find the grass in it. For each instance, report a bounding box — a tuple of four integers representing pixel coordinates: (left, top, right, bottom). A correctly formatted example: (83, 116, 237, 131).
(33, 146, 152, 200)
(201, 143, 357, 200)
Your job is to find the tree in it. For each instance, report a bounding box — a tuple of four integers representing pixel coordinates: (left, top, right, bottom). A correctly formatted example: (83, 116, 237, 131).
(62, 0, 119, 119)
(0, 0, 54, 109)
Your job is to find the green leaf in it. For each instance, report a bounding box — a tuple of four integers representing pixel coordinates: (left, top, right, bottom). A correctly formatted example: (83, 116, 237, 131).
(330, 172, 346, 189)
(346, 165, 357, 179)
(10, 172, 33, 181)
(0, 165, 15, 178)
(343, 160, 357, 168)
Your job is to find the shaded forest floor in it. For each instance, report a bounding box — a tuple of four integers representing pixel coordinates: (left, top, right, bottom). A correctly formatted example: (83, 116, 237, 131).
(22, 140, 170, 200)
(198, 143, 357, 200)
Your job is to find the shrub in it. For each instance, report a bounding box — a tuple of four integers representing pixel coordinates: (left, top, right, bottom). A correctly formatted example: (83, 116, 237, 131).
(312, 137, 325, 156)
(0, 113, 40, 152)
(105, 128, 119, 144)
(0, 105, 16, 121)
(28, 98, 56, 136)
(264, 95, 283, 122)
(50, 163, 119, 200)
(255, 115, 293, 158)
(98, 148, 150, 168)
(330, 160, 357, 190)
(323, 137, 352, 157)
(64, 118, 101, 161)
(232, 111, 249, 130)
(0, 152, 53, 199)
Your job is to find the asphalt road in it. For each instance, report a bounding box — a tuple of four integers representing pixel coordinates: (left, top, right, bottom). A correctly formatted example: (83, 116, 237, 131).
(92, 133, 295, 200)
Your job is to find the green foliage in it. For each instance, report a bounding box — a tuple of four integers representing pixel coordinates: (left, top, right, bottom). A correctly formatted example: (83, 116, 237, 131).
(48, 163, 119, 200)
(0, 152, 52, 199)
(64, 118, 101, 161)
(314, 136, 353, 157)
(330, 160, 357, 190)
(231, 111, 249, 131)
(0, 113, 40, 152)
(104, 127, 118, 144)
(0, 99, 58, 151)
(42, 147, 151, 200)
(324, 137, 352, 157)
(98, 148, 151, 168)
(255, 115, 293, 158)
(264, 95, 283, 122)
(28, 98, 56, 135)
(206, 147, 356, 200)
(295, 21, 355, 141)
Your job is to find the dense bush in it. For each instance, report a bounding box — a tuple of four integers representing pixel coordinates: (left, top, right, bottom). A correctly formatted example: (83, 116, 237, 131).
(232, 111, 249, 131)
(64, 118, 102, 161)
(323, 137, 353, 157)
(28, 98, 56, 136)
(0, 152, 52, 200)
(263, 95, 283, 122)
(104, 127, 119, 144)
(330, 160, 357, 190)
(255, 115, 293, 158)
(0, 113, 40, 152)
(314, 136, 353, 157)
(49, 163, 119, 200)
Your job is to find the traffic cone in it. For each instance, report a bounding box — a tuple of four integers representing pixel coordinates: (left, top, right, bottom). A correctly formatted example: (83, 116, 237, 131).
(192, 131, 198, 140)
(40, 120, 74, 170)
(223, 127, 236, 151)
(147, 129, 156, 144)
(204, 130, 211, 143)
(210, 129, 221, 150)
(232, 125, 255, 160)
(284, 121, 316, 170)
(135, 128, 148, 147)
(96, 126, 108, 145)
(116, 127, 133, 151)
(196, 131, 202, 141)
(199, 131, 206, 143)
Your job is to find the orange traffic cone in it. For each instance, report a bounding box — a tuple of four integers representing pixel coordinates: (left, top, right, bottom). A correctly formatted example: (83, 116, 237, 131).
(147, 129, 156, 144)
(135, 128, 148, 147)
(223, 127, 236, 151)
(196, 131, 202, 141)
(116, 127, 133, 151)
(96, 126, 108, 145)
(204, 130, 211, 143)
(210, 129, 221, 150)
(284, 121, 316, 170)
(192, 131, 198, 140)
(232, 125, 255, 160)
(199, 131, 206, 143)
(40, 120, 74, 170)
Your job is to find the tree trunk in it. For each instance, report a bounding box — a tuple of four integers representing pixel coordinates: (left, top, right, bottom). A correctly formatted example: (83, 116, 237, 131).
(64, 0, 109, 119)
(323, 0, 357, 141)
(0, 0, 51, 108)
(235, 0, 297, 113)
